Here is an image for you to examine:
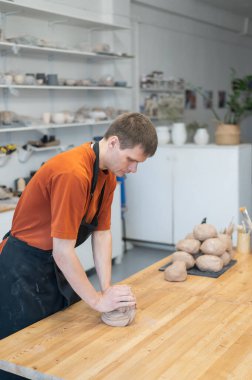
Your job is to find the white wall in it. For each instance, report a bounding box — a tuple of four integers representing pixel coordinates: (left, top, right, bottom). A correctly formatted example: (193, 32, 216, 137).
(132, 0, 252, 142)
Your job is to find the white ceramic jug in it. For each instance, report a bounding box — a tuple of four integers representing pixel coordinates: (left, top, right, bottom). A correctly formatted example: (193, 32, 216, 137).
(194, 128, 209, 145)
(172, 122, 187, 146)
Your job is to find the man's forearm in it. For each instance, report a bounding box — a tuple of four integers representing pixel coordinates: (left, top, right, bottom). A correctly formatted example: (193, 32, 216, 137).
(53, 239, 100, 309)
(92, 230, 112, 291)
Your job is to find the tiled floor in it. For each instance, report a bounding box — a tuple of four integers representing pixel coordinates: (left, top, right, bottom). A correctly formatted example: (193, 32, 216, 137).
(87, 245, 173, 290)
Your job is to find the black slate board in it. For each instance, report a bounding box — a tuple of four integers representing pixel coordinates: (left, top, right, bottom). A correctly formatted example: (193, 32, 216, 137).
(159, 259, 237, 278)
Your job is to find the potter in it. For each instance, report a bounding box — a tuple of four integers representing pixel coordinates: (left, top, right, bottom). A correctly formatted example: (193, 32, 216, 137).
(0, 113, 157, 345)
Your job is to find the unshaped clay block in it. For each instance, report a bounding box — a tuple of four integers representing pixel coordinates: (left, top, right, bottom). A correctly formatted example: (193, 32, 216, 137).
(200, 238, 226, 256)
(193, 224, 217, 241)
(101, 306, 136, 327)
(196, 254, 223, 272)
(176, 238, 200, 254)
(172, 251, 195, 269)
(164, 261, 187, 282)
(220, 251, 232, 266)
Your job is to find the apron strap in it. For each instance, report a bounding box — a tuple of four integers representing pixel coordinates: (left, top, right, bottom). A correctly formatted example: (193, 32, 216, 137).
(91, 141, 99, 196)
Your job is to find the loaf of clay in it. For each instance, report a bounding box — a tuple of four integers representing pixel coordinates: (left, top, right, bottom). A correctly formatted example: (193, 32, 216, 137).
(101, 306, 136, 327)
(196, 255, 223, 272)
(172, 251, 195, 269)
(200, 238, 226, 256)
(193, 224, 217, 241)
(164, 261, 187, 282)
(218, 233, 232, 252)
(220, 251, 232, 266)
(176, 239, 200, 254)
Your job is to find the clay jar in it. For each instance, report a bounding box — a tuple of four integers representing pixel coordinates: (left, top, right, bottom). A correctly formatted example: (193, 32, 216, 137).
(36, 73, 46, 84)
(46, 74, 59, 86)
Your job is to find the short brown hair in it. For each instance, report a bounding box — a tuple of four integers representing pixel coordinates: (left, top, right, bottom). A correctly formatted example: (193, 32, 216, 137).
(104, 112, 157, 156)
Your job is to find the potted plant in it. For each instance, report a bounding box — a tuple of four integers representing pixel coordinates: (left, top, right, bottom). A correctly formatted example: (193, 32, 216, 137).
(186, 121, 209, 145)
(191, 69, 252, 145)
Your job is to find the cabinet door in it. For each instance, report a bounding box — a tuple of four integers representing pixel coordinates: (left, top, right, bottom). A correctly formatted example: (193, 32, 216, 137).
(125, 147, 173, 244)
(173, 148, 239, 242)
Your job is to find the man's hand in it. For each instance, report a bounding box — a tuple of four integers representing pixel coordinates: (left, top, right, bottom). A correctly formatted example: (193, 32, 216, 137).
(93, 285, 136, 313)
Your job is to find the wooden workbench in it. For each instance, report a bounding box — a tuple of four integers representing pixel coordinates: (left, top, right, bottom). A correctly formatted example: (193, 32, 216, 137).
(1, 251, 252, 379)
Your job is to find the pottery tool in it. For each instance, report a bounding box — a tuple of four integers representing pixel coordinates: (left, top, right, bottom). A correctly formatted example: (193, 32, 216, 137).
(239, 207, 252, 233)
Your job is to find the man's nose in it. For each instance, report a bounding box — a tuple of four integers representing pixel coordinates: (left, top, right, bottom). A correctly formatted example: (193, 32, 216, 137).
(128, 162, 138, 173)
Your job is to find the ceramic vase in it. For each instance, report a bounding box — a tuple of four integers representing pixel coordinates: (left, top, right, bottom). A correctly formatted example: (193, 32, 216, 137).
(194, 128, 209, 145)
(172, 122, 187, 146)
(156, 126, 170, 145)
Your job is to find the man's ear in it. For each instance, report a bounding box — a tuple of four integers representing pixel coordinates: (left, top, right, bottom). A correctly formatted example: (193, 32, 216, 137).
(108, 136, 120, 149)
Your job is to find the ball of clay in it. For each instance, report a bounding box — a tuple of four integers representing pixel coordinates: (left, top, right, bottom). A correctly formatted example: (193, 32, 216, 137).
(164, 261, 187, 282)
(196, 254, 223, 272)
(176, 239, 200, 254)
(220, 251, 232, 266)
(218, 233, 233, 252)
(101, 306, 136, 327)
(200, 238, 226, 256)
(193, 224, 217, 241)
(172, 251, 195, 269)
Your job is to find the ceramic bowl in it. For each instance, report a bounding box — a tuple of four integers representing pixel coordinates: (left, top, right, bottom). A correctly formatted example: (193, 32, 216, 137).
(14, 74, 25, 85)
(65, 79, 76, 86)
(52, 113, 65, 124)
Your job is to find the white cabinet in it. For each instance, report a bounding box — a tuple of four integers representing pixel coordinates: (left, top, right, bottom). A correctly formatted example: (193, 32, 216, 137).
(125, 147, 173, 244)
(125, 144, 252, 245)
(0, 184, 122, 271)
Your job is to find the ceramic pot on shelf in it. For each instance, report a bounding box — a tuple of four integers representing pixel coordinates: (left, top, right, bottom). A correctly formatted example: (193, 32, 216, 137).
(172, 122, 187, 146)
(194, 128, 209, 145)
(156, 126, 170, 145)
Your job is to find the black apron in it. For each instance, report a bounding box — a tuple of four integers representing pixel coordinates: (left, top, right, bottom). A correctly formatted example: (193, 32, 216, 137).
(0, 142, 105, 340)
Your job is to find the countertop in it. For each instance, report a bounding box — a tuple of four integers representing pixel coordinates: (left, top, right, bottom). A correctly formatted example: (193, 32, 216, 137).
(0, 251, 252, 379)
(0, 197, 19, 213)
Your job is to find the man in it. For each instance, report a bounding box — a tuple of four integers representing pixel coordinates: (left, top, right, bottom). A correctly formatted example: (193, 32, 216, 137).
(0, 112, 157, 347)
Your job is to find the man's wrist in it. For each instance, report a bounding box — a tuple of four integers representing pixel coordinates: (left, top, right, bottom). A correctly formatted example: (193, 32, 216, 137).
(86, 291, 102, 310)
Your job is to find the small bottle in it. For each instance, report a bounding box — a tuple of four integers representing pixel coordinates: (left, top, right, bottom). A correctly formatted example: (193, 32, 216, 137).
(17, 178, 26, 192)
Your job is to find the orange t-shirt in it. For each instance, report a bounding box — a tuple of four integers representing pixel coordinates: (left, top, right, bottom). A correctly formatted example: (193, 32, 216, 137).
(7, 143, 116, 250)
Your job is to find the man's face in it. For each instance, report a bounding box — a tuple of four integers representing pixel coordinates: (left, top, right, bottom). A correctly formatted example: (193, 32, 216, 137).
(106, 138, 148, 177)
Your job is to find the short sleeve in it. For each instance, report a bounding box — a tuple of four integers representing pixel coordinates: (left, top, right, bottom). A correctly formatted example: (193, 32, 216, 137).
(50, 173, 89, 239)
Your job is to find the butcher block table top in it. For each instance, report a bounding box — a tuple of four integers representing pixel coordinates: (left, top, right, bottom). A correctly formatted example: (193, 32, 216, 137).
(1, 250, 252, 379)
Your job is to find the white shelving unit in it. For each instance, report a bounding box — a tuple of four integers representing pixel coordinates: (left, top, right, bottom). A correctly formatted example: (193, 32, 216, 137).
(0, 85, 132, 90)
(0, 120, 111, 133)
(0, 0, 134, 144)
(140, 88, 184, 93)
(0, 41, 133, 60)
